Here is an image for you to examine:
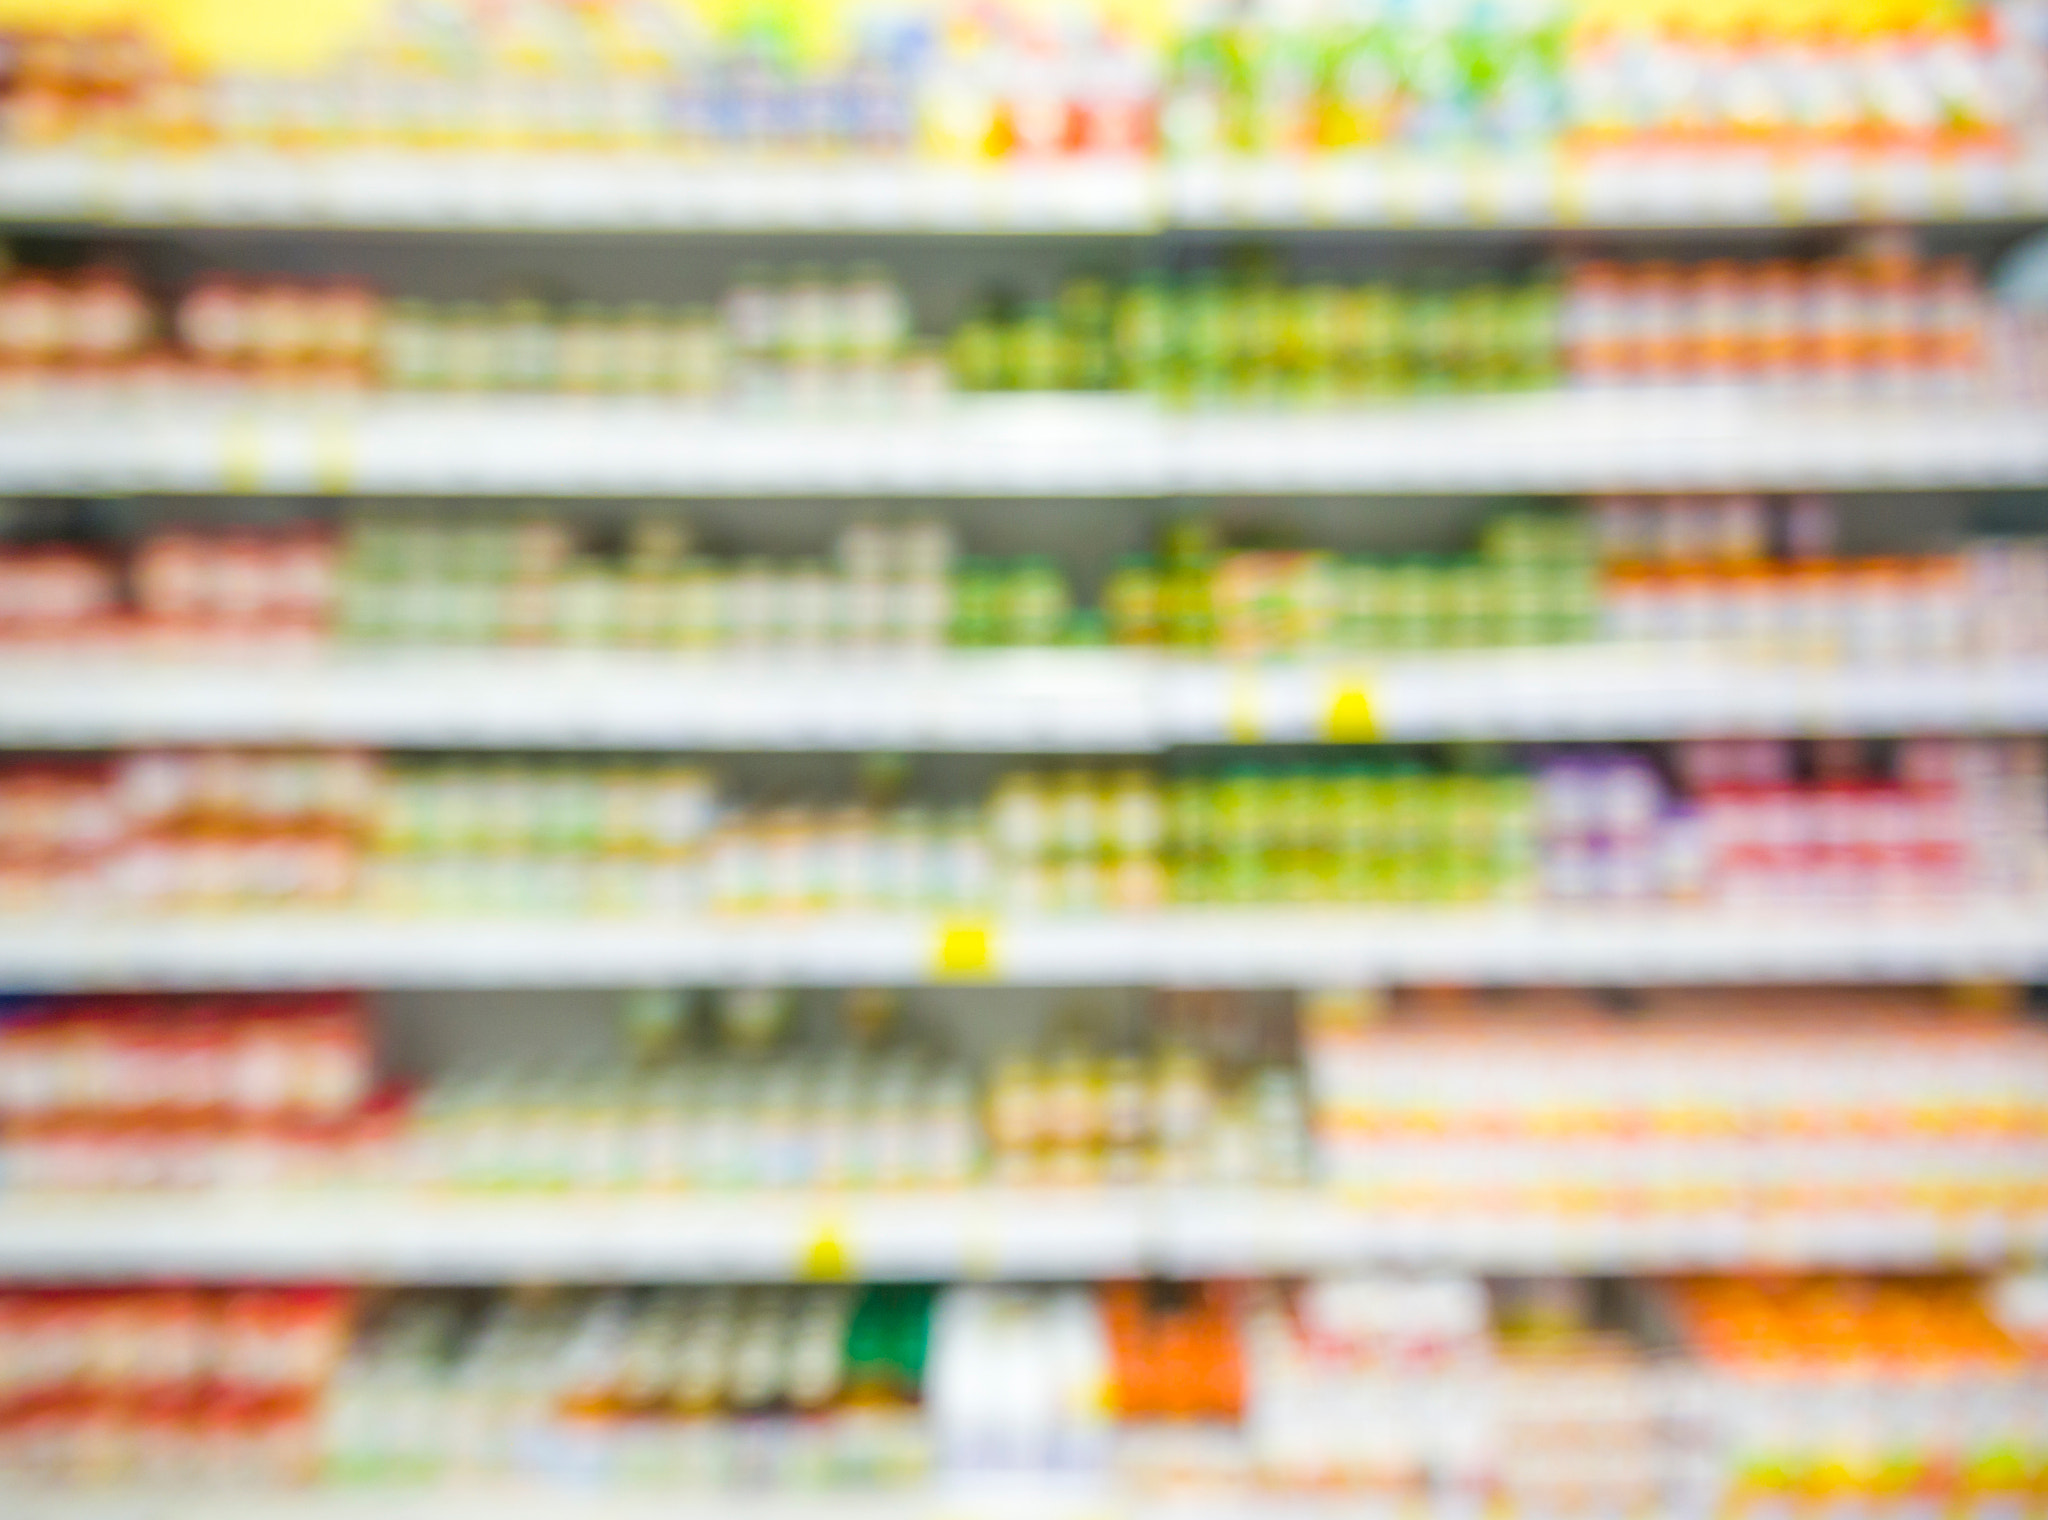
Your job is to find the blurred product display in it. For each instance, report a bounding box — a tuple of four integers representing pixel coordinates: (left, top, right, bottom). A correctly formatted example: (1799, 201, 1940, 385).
(4, 242, 2044, 404)
(6, 6, 2048, 1515)
(3, 0, 2043, 167)
(1308, 985, 2048, 1234)
(0, 737, 2039, 915)
(5, 1271, 2048, 1500)
(3, 498, 2046, 661)
(0, 991, 380, 1189)
(5, 984, 2041, 1231)
(0, 986, 1307, 1194)
(1164, 0, 2040, 156)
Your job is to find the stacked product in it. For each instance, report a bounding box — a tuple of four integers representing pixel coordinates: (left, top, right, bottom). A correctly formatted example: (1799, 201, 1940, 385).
(1102, 1281, 1250, 1490)
(0, 749, 377, 913)
(1236, 1274, 1495, 1497)
(1157, 759, 1540, 906)
(0, 2, 1152, 160)
(6, 501, 2046, 657)
(1163, 0, 2031, 156)
(0, 1286, 357, 1484)
(322, 1285, 937, 1488)
(0, 263, 152, 379)
(1682, 736, 2048, 901)
(1105, 510, 1600, 653)
(1536, 737, 2048, 904)
(1489, 1277, 1697, 1516)
(7, 1273, 2048, 1495)
(3, 738, 2038, 917)
(952, 268, 1563, 398)
(1564, 249, 1994, 393)
(340, 515, 1032, 651)
(0, 527, 341, 648)
(983, 1029, 1307, 1186)
(5, 243, 2035, 405)
(1660, 1275, 2048, 1517)
(924, 1284, 1112, 1472)
(0, 987, 1309, 1196)
(366, 760, 715, 916)
(407, 1050, 979, 1192)
(0, 263, 937, 403)
(11, 0, 2036, 165)
(0, 993, 384, 1190)
(701, 797, 990, 915)
(369, 269, 937, 403)
(1307, 987, 2048, 1243)
(1596, 494, 2048, 659)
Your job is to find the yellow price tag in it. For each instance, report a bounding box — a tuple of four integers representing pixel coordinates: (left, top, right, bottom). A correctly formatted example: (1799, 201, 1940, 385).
(1851, 156, 1888, 220)
(1386, 154, 1422, 226)
(1325, 682, 1380, 743)
(314, 417, 355, 494)
(86, 150, 123, 222)
(932, 916, 997, 981)
(1463, 152, 1502, 225)
(1226, 666, 1262, 743)
(1929, 153, 1965, 220)
(799, 1216, 854, 1280)
(961, 1203, 1002, 1279)
(1768, 157, 1803, 224)
(221, 414, 263, 493)
(1551, 155, 1588, 225)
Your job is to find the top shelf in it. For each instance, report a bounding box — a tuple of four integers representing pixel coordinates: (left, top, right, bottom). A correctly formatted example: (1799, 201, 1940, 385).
(6, 147, 2047, 233)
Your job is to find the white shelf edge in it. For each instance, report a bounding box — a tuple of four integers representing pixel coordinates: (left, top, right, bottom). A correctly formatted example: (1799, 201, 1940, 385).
(4, 145, 2044, 230)
(0, 1187, 2036, 1281)
(1, 648, 2042, 748)
(2, 391, 2044, 495)
(0, 903, 2043, 989)
(2, 1484, 1129, 1520)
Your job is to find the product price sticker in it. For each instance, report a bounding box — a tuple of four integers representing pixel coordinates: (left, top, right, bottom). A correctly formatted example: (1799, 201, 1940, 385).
(1462, 152, 1510, 225)
(1226, 665, 1264, 743)
(931, 916, 999, 981)
(959, 1197, 1004, 1279)
(219, 413, 266, 493)
(1929, 152, 1971, 220)
(798, 1212, 856, 1281)
(1323, 678, 1381, 743)
(1388, 153, 1458, 225)
(1303, 158, 1355, 226)
(84, 150, 123, 223)
(1766, 154, 1805, 223)
(314, 416, 356, 494)
(1549, 155, 1590, 225)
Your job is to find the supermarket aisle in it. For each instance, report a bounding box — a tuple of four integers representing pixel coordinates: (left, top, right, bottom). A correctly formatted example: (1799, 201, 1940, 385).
(3, 0, 2048, 1515)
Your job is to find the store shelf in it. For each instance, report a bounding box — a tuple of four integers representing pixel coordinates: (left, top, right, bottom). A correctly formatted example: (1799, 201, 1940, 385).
(5, 390, 2047, 495)
(5, 145, 2046, 230)
(2, 903, 2043, 989)
(1163, 147, 2048, 228)
(0, 149, 1158, 231)
(0, 649, 1158, 751)
(0, 1186, 2034, 1283)
(4, 648, 2045, 749)
(0, 1485, 1163, 1520)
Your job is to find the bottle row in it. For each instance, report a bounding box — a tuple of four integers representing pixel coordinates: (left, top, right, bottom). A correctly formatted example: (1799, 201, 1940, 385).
(5, 498, 2046, 662)
(3, 985, 2043, 1221)
(8, 0, 2044, 162)
(2, 737, 2041, 916)
(4, 1270, 2046, 1505)
(5, 241, 2041, 405)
